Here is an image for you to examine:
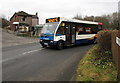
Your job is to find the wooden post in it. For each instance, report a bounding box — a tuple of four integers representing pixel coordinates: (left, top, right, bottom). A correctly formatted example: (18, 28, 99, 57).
(112, 30, 120, 80)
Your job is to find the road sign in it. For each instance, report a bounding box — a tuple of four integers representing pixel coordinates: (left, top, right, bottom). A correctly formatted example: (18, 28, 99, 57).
(116, 37, 120, 46)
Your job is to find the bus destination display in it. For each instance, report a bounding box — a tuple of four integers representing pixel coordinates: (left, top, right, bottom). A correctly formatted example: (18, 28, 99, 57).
(46, 17, 60, 23)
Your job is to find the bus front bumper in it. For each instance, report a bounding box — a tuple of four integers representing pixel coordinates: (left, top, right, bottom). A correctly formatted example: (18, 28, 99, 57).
(40, 40, 57, 46)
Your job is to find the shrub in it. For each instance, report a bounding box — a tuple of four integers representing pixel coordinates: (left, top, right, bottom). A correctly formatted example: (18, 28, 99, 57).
(97, 30, 112, 56)
(97, 31, 112, 50)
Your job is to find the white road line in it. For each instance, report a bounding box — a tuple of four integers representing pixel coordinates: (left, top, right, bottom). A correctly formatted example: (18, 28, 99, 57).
(22, 48, 44, 55)
(3, 42, 38, 48)
(2, 48, 44, 63)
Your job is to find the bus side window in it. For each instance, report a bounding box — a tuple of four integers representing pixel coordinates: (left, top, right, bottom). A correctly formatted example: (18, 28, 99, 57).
(98, 25, 102, 30)
(77, 26, 84, 35)
(85, 27, 91, 33)
(91, 25, 97, 34)
(56, 26, 65, 36)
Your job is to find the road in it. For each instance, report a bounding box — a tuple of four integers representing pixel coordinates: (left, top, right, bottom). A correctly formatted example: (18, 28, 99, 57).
(2, 43, 93, 81)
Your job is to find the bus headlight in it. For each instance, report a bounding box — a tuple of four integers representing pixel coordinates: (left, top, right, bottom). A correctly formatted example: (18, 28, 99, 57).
(40, 40, 43, 42)
(50, 41, 53, 43)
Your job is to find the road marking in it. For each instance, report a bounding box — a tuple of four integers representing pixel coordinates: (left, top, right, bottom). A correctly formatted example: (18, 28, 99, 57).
(22, 48, 44, 55)
(2, 48, 44, 63)
(3, 42, 38, 48)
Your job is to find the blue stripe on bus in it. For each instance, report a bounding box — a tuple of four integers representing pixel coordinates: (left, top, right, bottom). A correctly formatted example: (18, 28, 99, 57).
(75, 39, 94, 44)
(55, 34, 63, 36)
(40, 36, 54, 40)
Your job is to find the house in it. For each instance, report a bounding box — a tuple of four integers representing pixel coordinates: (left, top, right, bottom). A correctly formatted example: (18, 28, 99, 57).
(10, 11, 39, 33)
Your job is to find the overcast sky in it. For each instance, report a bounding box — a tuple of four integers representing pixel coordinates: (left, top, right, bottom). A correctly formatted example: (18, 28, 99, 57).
(0, 0, 119, 23)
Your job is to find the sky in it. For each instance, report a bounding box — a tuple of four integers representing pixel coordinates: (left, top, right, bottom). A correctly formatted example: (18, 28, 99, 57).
(0, 0, 119, 24)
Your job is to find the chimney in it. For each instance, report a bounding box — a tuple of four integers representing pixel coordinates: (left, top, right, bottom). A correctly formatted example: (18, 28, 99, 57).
(36, 12, 38, 16)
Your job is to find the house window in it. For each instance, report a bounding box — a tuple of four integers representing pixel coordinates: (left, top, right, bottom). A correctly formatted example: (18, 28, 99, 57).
(21, 17, 26, 21)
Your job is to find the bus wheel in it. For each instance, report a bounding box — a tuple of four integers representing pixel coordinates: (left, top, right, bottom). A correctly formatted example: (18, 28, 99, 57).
(57, 41, 64, 50)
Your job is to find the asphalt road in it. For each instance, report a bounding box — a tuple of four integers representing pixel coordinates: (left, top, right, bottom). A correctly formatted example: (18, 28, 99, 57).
(2, 43, 93, 81)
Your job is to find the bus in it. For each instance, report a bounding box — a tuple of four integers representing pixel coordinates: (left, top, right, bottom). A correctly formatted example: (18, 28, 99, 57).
(40, 17, 103, 49)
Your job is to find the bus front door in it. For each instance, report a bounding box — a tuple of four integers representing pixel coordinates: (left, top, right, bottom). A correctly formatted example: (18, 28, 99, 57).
(71, 25, 76, 44)
(65, 23, 76, 45)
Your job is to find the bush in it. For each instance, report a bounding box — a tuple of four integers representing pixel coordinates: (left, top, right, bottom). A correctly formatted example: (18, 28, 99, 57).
(76, 45, 117, 81)
(76, 30, 118, 81)
(97, 31, 112, 50)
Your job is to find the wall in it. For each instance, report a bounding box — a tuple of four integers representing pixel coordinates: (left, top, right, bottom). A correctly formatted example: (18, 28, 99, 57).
(10, 15, 33, 31)
(32, 18, 38, 27)
(10, 15, 19, 31)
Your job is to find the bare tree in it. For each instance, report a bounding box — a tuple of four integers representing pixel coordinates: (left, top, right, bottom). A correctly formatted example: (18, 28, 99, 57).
(73, 12, 118, 30)
(84, 16, 95, 21)
(73, 13, 83, 20)
(95, 16, 110, 29)
(0, 15, 10, 28)
(110, 12, 119, 30)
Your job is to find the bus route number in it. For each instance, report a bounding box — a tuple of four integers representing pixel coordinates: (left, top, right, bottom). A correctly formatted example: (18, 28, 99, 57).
(46, 17, 59, 23)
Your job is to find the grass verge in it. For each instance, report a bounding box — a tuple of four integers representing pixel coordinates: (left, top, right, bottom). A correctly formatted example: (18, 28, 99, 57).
(76, 45, 117, 81)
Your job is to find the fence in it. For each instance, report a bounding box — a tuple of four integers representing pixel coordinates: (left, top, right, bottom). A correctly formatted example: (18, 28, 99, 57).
(112, 30, 120, 80)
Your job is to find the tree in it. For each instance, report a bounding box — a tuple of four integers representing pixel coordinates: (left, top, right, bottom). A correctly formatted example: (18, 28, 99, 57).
(84, 16, 95, 21)
(95, 16, 110, 29)
(0, 16, 10, 28)
(73, 14, 83, 20)
(73, 12, 118, 30)
(102, 12, 119, 30)
(83, 15, 110, 29)
(110, 12, 119, 30)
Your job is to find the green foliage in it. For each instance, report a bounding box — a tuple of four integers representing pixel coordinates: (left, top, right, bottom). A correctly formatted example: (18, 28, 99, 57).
(97, 31, 112, 56)
(105, 51, 112, 55)
(95, 16, 110, 29)
(76, 45, 117, 81)
(1, 18, 10, 28)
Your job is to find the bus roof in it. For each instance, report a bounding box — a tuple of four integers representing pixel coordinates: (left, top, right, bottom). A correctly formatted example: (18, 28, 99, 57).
(46, 17, 102, 25)
(60, 17, 102, 25)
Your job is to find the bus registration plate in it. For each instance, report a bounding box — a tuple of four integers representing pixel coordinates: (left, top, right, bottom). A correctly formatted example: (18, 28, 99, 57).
(44, 43, 48, 45)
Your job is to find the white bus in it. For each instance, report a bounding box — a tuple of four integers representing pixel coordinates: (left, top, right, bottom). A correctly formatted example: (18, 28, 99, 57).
(40, 17, 103, 49)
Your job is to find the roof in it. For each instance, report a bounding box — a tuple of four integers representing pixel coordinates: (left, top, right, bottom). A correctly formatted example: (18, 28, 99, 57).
(10, 11, 38, 21)
(15, 11, 31, 16)
(60, 17, 101, 25)
(32, 15, 39, 19)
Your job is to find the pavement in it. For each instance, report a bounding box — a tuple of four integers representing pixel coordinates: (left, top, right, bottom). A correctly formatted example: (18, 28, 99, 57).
(2, 29, 39, 47)
(2, 42, 93, 81)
